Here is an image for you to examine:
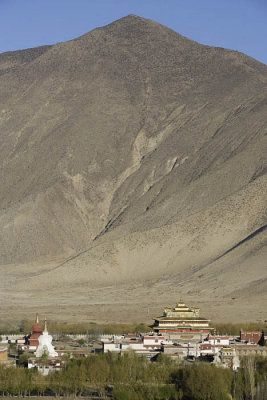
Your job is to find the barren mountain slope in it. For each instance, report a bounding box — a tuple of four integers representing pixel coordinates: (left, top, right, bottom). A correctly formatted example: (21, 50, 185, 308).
(0, 15, 266, 323)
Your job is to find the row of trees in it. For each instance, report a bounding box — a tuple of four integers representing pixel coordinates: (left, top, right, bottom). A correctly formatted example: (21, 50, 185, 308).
(1, 320, 266, 337)
(213, 322, 267, 337)
(0, 353, 266, 399)
(0, 321, 151, 336)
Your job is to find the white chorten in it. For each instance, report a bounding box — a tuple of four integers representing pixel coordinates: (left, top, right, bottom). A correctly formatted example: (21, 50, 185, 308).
(35, 319, 58, 358)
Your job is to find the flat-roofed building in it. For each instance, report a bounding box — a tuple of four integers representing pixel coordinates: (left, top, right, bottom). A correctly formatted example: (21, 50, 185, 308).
(215, 347, 240, 371)
(234, 344, 267, 357)
(0, 347, 8, 362)
(240, 331, 264, 345)
(28, 358, 62, 376)
(162, 344, 187, 358)
(204, 335, 230, 346)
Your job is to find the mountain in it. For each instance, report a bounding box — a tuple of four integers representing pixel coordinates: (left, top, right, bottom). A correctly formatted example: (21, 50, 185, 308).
(0, 15, 266, 324)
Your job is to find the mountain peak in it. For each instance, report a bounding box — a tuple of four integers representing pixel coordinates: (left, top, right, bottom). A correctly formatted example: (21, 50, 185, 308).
(110, 14, 153, 24)
(0, 16, 266, 323)
(94, 13, 175, 39)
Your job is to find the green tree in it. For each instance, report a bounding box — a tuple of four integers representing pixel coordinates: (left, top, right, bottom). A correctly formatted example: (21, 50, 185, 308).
(18, 352, 31, 367)
(172, 363, 233, 400)
(241, 356, 256, 400)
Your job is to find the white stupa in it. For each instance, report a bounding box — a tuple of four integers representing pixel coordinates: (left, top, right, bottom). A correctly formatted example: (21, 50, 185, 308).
(35, 319, 58, 358)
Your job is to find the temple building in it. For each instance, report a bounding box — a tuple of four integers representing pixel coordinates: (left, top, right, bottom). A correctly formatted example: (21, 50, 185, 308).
(35, 319, 58, 358)
(153, 300, 213, 341)
(27, 314, 44, 349)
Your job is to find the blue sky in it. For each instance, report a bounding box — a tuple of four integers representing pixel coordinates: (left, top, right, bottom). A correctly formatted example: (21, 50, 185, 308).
(1, 0, 267, 65)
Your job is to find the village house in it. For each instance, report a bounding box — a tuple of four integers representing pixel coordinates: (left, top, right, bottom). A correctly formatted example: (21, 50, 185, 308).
(28, 358, 62, 376)
(214, 347, 240, 371)
(234, 344, 267, 358)
(204, 335, 230, 346)
(102, 333, 172, 358)
(239, 330, 265, 345)
(0, 334, 26, 345)
(161, 344, 188, 360)
(0, 347, 8, 362)
(0, 346, 16, 367)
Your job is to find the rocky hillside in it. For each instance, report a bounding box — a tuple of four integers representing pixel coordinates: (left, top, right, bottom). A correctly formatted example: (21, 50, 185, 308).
(0, 15, 266, 323)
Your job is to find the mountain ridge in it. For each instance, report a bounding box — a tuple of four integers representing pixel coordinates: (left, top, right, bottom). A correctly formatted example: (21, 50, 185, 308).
(0, 15, 266, 323)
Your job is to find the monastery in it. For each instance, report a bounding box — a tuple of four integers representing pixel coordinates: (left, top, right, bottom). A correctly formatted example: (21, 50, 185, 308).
(0, 303, 265, 374)
(153, 300, 213, 341)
